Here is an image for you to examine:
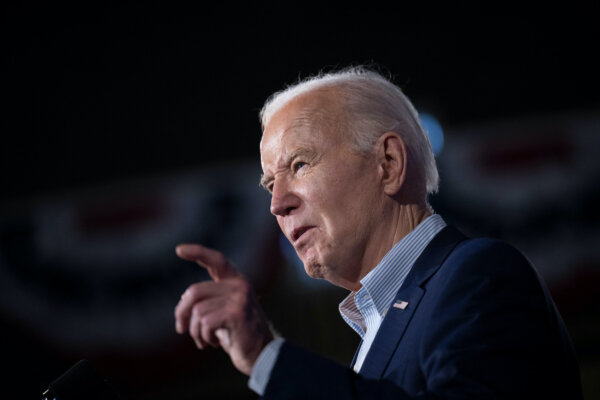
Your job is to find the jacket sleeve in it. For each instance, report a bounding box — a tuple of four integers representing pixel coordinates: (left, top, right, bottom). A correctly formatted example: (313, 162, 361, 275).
(263, 340, 416, 399)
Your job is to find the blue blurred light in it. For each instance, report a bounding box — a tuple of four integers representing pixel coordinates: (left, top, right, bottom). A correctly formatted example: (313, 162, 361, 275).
(419, 113, 444, 156)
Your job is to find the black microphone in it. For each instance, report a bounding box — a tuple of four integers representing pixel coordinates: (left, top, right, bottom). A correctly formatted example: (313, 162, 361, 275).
(42, 359, 121, 400)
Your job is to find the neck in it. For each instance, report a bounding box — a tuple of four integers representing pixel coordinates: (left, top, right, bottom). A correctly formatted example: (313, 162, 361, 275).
(347, 202, 432, 292)
(391, 202, 433, 245)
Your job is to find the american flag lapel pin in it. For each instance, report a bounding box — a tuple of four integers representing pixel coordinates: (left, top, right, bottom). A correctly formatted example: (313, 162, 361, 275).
(393, 300, 409, 310)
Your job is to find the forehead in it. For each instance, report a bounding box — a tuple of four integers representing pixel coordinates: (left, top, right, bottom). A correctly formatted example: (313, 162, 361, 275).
(260, 90, 342, 164)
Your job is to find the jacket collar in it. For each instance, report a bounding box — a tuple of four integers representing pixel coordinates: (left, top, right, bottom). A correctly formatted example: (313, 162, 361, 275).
(356, 226, 466, 379)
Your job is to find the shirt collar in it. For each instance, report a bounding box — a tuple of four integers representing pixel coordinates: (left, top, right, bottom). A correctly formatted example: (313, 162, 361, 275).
(339, 214, 447, 326)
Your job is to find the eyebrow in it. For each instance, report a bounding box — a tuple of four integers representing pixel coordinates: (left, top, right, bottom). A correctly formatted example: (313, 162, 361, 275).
(259, 147, 316, 192)
(259, 173, 272, 191)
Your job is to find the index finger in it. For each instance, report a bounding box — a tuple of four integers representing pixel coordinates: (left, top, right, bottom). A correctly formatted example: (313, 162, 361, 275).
(176, 243, 239, 281)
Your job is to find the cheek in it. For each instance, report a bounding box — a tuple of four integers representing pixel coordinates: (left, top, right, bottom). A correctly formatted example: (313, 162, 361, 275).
(324, 180, 380, 233)
(302, 161, 379, 229)
(314, 190, 360, 237)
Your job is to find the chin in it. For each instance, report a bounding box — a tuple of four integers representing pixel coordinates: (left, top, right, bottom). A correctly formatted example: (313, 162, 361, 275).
(303, 261, 327, 280)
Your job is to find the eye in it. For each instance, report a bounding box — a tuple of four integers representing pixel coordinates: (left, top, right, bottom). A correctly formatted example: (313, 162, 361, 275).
(292, 161, 307, 173)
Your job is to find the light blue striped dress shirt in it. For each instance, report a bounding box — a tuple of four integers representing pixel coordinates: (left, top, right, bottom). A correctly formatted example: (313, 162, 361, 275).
(248, 214, 446, 394)
(339, 214, 446, 372)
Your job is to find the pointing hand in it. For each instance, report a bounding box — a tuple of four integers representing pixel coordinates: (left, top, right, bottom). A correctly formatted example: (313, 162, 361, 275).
(174, 244, 274, 375)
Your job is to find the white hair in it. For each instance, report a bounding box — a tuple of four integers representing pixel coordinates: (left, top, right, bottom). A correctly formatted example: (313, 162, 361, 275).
(260, 66, 439, 194)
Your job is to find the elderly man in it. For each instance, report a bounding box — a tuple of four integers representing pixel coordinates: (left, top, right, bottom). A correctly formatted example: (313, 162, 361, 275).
(174, 67, 583, 399)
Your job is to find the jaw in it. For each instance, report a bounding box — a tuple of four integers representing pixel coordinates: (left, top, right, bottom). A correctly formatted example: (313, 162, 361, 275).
(303, 262, 326, 280)
(295, 232, 365, 291)
(301, 255, 361, 291)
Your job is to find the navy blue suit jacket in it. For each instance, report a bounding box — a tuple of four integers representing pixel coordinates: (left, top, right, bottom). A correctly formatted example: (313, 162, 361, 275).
(262, 227, 583, 399)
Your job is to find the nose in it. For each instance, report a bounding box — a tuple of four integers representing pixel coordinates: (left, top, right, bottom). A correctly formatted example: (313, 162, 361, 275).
(270, 179, 301, 216)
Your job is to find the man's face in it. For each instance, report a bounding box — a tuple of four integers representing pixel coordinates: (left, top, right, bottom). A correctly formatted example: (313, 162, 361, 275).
(260, 91, 383, 289)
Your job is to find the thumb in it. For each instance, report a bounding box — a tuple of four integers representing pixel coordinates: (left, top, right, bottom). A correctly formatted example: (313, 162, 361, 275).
(176, 243, 240, 281)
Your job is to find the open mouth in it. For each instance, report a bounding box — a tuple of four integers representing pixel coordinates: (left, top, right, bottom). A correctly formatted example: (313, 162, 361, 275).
(292, 226, 313, 242)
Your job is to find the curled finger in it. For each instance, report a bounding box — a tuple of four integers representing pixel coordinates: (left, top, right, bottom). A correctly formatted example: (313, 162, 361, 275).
(189, 297, 228, 348)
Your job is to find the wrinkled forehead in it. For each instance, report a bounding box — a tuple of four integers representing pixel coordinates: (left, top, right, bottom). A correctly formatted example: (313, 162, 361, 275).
(260, 89, 344, 155)
(259, 111, 318, 172)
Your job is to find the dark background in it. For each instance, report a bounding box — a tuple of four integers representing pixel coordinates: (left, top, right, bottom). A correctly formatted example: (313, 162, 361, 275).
(1, 4, 599, 399)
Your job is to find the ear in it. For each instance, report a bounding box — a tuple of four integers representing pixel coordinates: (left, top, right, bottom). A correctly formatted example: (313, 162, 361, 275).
(375, 132, 407, 196)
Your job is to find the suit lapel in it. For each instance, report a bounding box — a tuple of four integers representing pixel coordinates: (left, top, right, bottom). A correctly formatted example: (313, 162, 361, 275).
(358, 285, 425, 379)
(358, 226, 466, 379)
